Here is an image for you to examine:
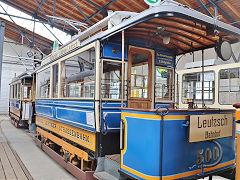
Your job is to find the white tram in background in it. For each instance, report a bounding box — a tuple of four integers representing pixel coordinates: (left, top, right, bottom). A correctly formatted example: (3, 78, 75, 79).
(9, 71, 35, 128)
(177, 60, 240, 109)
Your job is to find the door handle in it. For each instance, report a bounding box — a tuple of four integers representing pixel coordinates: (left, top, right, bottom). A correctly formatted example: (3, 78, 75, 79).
(120, 119, 125, 150)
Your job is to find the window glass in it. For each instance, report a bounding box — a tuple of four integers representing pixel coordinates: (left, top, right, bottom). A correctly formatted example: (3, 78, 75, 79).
(182, 71, 214, 104)
(37, 68, 50, 98)
(130, 53, 149, 98)
(219, 68, 240, 104)
(10, 86, 12, 99)
(23, 86, 31, 99)
(12, 85, 15, 99)
(155, 67, 173, 101)
(60, 47, 95, 98)
(14, 84, 17, 99)
(102, 61, 125, 99)
(53, 64, 58, 98)
(17, 83, 21, 99)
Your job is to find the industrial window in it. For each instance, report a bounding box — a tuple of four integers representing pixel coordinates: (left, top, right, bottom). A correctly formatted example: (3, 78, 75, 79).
(219, 68, 240, 104)
(155, 67, 174, 101)
(182, 71, 214, 104)
(60, 47, 95, 98)
(52, 64, 58, 98)
(101, 60, 126, 99)
(37, 68, 50, 98)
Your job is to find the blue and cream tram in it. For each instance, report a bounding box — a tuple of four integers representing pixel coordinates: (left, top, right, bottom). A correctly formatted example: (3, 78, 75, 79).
(35, 1, 240, 179)
(9, 71, 35, 128)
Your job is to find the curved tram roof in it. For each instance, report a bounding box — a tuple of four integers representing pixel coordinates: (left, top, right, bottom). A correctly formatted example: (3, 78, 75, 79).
(39, 1, 240, 68)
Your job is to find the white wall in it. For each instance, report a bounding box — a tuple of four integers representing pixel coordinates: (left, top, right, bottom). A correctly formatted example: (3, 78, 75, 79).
(0, 38, 36, 114)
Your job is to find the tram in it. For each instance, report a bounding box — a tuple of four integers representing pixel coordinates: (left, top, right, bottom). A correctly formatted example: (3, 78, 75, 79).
(177, 61, 240, 109)
(34, 1, 240, 179)
(9, 70, 35, 128)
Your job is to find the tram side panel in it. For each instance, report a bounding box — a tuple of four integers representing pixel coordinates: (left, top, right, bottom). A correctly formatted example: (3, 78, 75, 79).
(120, 109, 235, 180)
(35, 100, 97, 152)
(9, 98, 21, 122)
(35, 99, 122, 157)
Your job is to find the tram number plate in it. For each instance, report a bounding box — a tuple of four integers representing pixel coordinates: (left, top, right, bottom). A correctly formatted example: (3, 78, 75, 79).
(189, 113, 233, 143)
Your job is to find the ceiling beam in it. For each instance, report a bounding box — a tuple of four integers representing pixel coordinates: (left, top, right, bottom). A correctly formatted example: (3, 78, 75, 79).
(5, 25, 52, 48)
(42, 23, 63, 45)
(207, 0, 240, 29)
(87, 0, 117, 22)
(84, 0, 101, 9)
(0, 3, 45, 54)
(195, 0, 226, 11)
(196, 0, 213, 17)
(69, 0, 92, 24)
(33, 0, 48, 19)
(0, 0, 75, 35)
(34, 0, 45, 17)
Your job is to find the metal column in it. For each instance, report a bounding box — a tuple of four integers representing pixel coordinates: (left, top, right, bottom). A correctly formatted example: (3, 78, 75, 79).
(0, 21, 5, 93)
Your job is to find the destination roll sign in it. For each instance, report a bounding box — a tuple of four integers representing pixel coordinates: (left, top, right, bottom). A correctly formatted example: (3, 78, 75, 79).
(189, 114, 233, 143)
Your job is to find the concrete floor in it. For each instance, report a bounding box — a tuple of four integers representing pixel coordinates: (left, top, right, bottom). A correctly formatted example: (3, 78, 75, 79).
(0, 115, 76, 180)
(0, 115, 232, 180)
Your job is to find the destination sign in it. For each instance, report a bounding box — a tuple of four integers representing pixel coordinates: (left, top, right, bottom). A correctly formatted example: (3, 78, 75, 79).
(36, 116, 95, 151)
(189, 113, 233, 143)
(155, 50, 175, 67)
(41, 39, 80, 66)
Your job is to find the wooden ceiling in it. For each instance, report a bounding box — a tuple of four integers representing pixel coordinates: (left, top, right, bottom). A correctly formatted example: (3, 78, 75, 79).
(0, 0, 239, 55)
(2, 17, 53, 54)
(1, 0, 240, 34)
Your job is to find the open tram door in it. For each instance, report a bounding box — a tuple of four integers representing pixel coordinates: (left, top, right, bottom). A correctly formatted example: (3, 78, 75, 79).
(128, 47, 153, 109)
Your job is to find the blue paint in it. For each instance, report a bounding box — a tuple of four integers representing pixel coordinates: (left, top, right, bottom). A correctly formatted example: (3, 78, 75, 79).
(102, 42, 128, 60)
(100, 101, 126, 132)
(9, 99, 20, 110)
(155, 49, 175, 67)
(121, 110, 235, 179)
(35, 99, 96, 131)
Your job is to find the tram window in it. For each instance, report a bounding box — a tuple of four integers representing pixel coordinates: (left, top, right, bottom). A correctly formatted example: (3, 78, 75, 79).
(17, 83, 21, 99)
(60, 48, 95, 98)
(37, 68, 50, 98)
(12, 85, 15, 99)
(182, 71, 214, 104)
(23, 86, 31, 99)
(155, 67, 173, 101)
(219, 68, 240, 104)
(130, 53, 149, 98)
(15, 84, 18, 99)
(9, 86, 11, 98)
(102, 60, 125, 99)
(52, 64, 58, 98)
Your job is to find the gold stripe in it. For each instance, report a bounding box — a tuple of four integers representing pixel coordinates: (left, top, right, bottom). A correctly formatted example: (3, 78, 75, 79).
(121, 160, 235, 180)
(122, 112, 187, 120)
(36, 116, 96, 151)
(121, 112, 235, 179)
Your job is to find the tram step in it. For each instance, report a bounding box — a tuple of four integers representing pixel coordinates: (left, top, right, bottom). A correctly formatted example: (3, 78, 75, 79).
(94, 171, 118, 180)
(94, 155, 127, 180)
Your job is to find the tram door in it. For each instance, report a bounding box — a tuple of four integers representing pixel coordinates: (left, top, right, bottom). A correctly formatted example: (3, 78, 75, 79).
(128, 47, 153, 109)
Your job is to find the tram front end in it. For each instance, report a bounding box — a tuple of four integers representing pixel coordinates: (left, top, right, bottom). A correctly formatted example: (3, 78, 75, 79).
(120, 108, 235, 180)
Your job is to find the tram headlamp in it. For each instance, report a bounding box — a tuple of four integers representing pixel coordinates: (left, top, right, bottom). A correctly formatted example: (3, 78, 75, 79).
(163, 35, 170, 44)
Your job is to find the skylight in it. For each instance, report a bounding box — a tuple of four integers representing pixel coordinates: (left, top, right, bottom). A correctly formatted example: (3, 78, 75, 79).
(0, 2, 71, 45)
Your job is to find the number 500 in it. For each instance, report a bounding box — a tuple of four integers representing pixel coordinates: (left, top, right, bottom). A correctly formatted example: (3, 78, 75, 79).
(197, 146, 219, 165)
